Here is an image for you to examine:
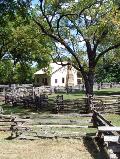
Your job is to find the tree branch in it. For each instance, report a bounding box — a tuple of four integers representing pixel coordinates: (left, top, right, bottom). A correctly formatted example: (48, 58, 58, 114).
(78, 0, 98, 16)
(39, 0, 53, 30)
(95, 43, 120, 65)
(93, 27, 109, 52)
(56, 13, 76, 38)
(48, 52, 81, 71)
(71, 63, 80, 71)
(56, 0, 98, 39)
(34, 18, 85, 73)
(48, 53, 68, 66)
(33, 18, 59, 41)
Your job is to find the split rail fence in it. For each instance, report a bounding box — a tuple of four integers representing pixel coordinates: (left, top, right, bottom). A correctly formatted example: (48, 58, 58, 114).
(4, 86, 120, 114)
(0, 114, 30, 138)
(92, 110, 120, 159)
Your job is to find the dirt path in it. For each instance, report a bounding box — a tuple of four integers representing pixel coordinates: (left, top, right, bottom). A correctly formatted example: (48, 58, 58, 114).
(0, 133, 97, 159)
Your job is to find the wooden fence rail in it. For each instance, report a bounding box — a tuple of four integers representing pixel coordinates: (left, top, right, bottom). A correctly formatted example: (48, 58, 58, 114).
(92, 110, 120, 159)
(2, 87, 120, 116)
(0, 115, 30, 138)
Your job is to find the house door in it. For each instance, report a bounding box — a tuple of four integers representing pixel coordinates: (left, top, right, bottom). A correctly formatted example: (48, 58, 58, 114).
(44, 78, 48, 85)
(42, 78, 48, 85)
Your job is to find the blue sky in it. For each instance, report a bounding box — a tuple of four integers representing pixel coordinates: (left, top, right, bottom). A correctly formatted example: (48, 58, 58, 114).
(32, 0, 39, 6)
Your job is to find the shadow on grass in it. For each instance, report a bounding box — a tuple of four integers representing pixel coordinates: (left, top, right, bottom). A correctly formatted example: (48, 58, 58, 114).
(83, 136, 107, 159)
(1, 103, 54, 117)
(1, 103, 34, 116)
(94, 90, 120, 96)
(50, 89, 120, 98)
(67, 91, 85, 96)
(70, 89, 120, 96)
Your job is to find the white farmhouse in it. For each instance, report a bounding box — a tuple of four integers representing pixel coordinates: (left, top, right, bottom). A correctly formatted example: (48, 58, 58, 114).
(34, 63, 82, 87)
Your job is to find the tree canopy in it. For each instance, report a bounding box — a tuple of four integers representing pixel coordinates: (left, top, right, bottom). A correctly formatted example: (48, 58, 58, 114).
(32, 0, 120, 96)
(0, 0, 54, 83)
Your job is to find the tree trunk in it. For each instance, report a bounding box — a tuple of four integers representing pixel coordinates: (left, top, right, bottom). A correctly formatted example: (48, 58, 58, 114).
(84, 71, 94, 113)
(85, 71, 94, 95)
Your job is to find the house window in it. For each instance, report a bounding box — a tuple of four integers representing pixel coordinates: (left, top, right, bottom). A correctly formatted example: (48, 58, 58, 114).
(77, 71, 81, 78)
(77, 79, 81, 84)
(62, 78, 64, 83)
(55, 79, 57, 83)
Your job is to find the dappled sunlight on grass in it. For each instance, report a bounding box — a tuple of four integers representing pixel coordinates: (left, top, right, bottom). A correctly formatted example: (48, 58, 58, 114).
(103, 113, 120, 126)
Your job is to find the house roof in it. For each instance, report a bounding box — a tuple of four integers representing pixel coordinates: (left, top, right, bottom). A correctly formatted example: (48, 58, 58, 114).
(34, 69, 46, 75)
(34, 62, 67, 75)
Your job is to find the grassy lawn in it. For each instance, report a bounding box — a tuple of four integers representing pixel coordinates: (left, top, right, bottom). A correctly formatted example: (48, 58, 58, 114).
(49, 91, 84, 100)
(49, 88, 120, 100)
(103, 113, 120, 126)
(0, 102, 33, 116)
(94, 88, 120, 96)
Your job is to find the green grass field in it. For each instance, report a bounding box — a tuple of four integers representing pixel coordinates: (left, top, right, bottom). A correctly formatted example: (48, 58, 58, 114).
(103, 114, 120, 126)
(94, 88, 120, 96)
(49, 87, 120, 100)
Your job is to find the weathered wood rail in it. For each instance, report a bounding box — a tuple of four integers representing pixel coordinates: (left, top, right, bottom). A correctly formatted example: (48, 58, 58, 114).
(92, 110, 120, 159)
(52, 96, 120, 114)
(91, 96, 120, 114)
(5, 91, 49, 110)
(0, 114, 30, 138)
(52, 95, 64, 113)
(3, 87, 120, 114)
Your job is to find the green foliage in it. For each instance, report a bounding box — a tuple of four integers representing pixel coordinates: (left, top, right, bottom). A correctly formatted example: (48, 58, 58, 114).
(0, 60, 37, 84)
(0, 13, 52, 70)
(0, 60, 13, 84)
(0, 0, 54, 84)
(95, 51, 120, 82)
(13, 63, 35, 84)
(0, 0, 31, 24)
(1, 15, 51, 62)
(33, 0, 120, 67)
(96, 62, 120, 83)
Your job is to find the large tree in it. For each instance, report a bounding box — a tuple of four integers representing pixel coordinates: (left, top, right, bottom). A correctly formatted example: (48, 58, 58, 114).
(32, 0, 120, 98)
